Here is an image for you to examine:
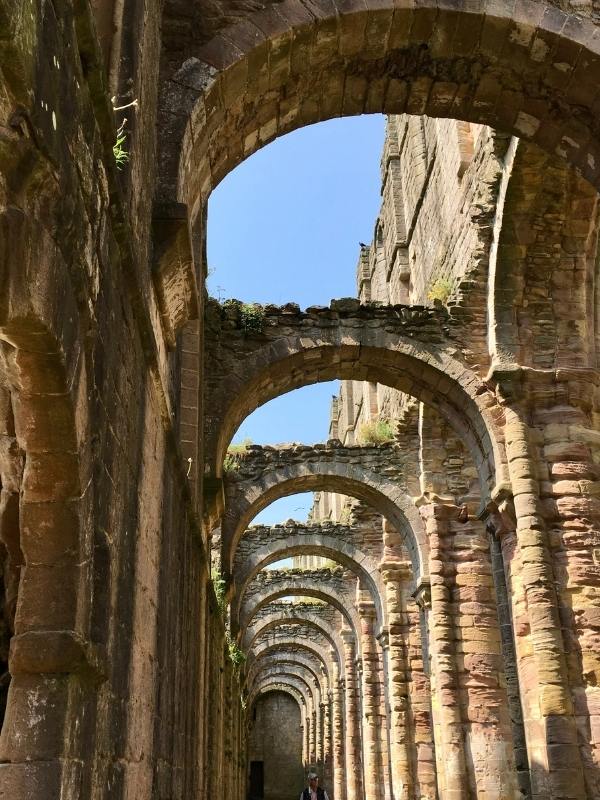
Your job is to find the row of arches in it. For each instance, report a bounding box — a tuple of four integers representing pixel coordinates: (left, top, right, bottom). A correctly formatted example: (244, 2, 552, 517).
(218, 395, 526, 799)
(198, 123, 600, 800)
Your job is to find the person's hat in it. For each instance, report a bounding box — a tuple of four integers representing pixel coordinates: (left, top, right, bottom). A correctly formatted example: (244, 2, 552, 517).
(307, 772, 318, 780)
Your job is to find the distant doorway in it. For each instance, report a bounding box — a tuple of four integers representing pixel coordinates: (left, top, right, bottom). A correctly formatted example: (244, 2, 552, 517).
(249, 760, 264, 799)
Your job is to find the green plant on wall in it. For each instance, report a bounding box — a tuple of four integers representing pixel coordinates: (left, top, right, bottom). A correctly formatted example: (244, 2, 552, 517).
(223, 437, 252, 474)
(427, 276, 453, 305)
(338, 506, 352, 525)
(223, 299, 266, 335)
(111, 99, 138, 170)
(228, 638, 247, 671)
(113, 120, 129, 170)
(211, 566, 227, 614)
(357, 417, 394, 445)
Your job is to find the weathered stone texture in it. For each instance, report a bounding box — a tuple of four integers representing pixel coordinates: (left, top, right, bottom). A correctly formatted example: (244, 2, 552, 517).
(3, 0, 600, 799)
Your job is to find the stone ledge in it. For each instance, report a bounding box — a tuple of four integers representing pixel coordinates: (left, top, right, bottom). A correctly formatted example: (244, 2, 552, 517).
(206, 297, 450, 332)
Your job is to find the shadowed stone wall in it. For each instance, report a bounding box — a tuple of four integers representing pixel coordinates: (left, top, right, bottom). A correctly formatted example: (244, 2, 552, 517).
(3, 1, 600, 799)
(248, 691, 305, 800)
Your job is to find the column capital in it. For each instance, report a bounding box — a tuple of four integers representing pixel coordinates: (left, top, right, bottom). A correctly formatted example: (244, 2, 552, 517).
(482, 484, 516, 538)
(413, 491, 456, 510)
(376, 628, 389, 650)
(483, 362, 526, 403)
(356, 600, 377, 619)
(411, 578, 431, 610)
(379, 559, 411, 582)
(340, 628, 356, 645)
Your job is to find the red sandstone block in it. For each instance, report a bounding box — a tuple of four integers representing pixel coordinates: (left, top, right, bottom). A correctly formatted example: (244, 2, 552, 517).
(22, 451, 80, 502)
(15, 563, 83, 633)
(13, 393, 77, 453)
(363, 9, 394, 57)
(199, 35, 244, 71)
(478, 11, 511, 63)
(339, 12, 368, 57)
(407, 2, 438, 45)
(0, 674, 71, 761)
(19, 500, 80, 565)
(387, 6, 414, 50)
(0, 761, 61, 798)
(342, 75, 368, 116)
(281, 1, 317, 36)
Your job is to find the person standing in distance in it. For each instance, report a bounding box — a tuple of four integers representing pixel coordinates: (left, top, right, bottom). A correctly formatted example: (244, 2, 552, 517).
(300, 771, 329, 800)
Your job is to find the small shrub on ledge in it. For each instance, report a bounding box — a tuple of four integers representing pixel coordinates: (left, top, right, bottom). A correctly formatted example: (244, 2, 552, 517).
(223, 437, 252, 473)
(223, 299, 266, 335)
(427, 276, 453, 305)
(357, 418, 395, 445)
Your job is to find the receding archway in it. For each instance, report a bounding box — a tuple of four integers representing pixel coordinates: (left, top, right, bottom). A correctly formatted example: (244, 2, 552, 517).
(222, 455, 426, 577)
(232, 535, 384, 631)
(243, 607, 344, 661)
(248, 639, 335, 684)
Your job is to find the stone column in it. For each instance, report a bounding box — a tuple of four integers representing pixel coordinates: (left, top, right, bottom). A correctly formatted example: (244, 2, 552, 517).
(486, 504, 531, 798)
(316, 687, 324, 775)
(410, 580, 438, 800)
(341, 628, 363, 800)
(320, 697, 327, 772)
(331, 654, 346, 800)
(302, 704, 310, 768)
(420, 496, 522, 799)
(380, 560, 415, 800)
(376, 630, 393, 800)
(502, 399, 586, 798)
(322, 695, 333, 792)
(357, 599, 385, 800)
(452, 513, 518, 797)
(418, 500, 469, 800)
(311, 697, 318, 768)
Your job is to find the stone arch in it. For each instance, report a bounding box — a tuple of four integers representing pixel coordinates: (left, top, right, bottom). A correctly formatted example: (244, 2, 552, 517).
(248, 618, 340, 657)
(0, 209, 91, 781)
(243, 611, 344, 663)
(489, 137, 600, 370)
(232, 534, 384, 629)
(239, 577, 360, 645)
(0, 207, 91, 776)
(249, 680, 307, 713)
(248, 640, 335, 688)
(223, 463, 425, 578)
(248, 652, 328, 697)
(0, 388, 84, 761)
(252, 663, 319, 708)
(159, 0, 600, 212)
(208, 325, 503, 503)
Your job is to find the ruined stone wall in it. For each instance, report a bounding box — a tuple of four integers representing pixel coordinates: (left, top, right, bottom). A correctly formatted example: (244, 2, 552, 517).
(248, 691, 305, 800)
(365, 117, 504, 307)
(319, 114, 505, 519)
(5, 1, 600, 799)
(0, 3, 245, 799)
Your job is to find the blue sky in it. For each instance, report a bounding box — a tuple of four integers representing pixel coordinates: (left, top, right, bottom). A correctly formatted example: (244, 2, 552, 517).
(208, 115, 385, 524)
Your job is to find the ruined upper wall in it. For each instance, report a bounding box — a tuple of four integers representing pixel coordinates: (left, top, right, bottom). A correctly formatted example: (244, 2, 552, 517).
(322, 114, 505, 517)
(359, 116, 506, 310)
